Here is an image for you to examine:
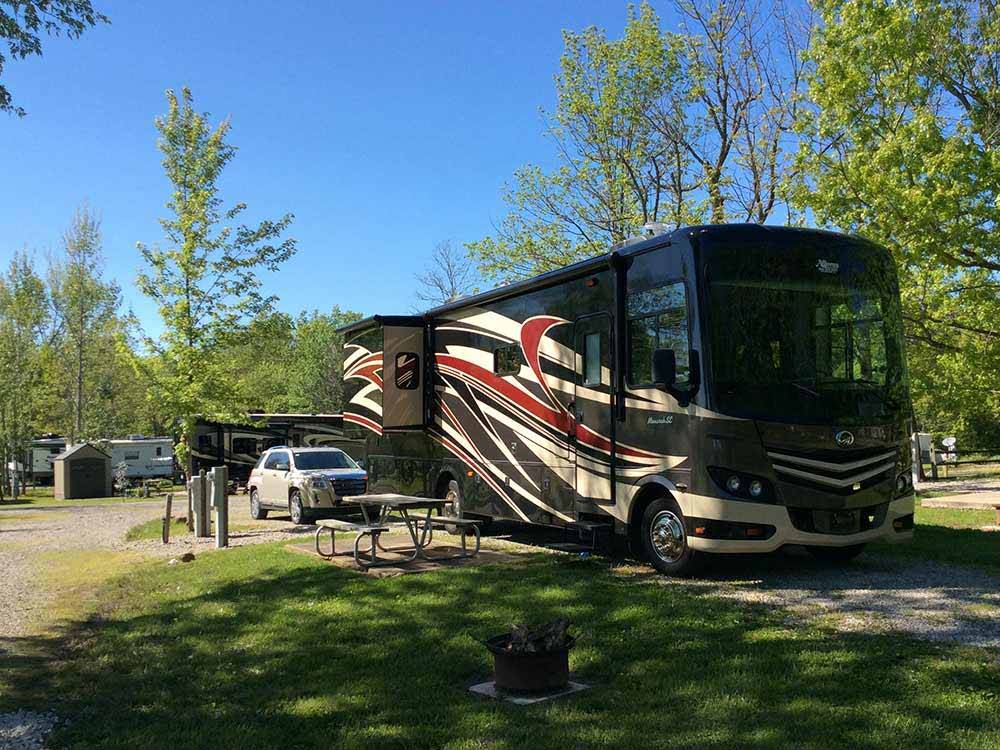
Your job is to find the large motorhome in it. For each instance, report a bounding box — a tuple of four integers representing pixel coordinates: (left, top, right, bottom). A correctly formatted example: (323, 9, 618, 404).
(107, 437, 175, 480)
(192, 414, 360, 484)
(341, 224, 915, 575)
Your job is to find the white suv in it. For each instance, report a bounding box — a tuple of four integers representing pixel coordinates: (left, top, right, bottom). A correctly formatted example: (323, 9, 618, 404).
(248, 447, 367, 524)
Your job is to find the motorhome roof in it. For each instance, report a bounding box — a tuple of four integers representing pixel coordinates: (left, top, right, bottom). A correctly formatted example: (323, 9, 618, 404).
(339, 224, 861, 333)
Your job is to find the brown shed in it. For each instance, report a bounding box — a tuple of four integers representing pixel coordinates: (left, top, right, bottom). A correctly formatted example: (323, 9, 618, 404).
(53, 443, 113, 500)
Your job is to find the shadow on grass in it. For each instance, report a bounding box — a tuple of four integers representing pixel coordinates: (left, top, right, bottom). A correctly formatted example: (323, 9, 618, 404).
(1, 543, 998, 750)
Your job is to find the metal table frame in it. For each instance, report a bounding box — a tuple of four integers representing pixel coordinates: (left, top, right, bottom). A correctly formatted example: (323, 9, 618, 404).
(343, 495, 449, 568)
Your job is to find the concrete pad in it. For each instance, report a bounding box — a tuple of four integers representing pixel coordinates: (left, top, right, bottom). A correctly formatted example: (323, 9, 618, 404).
(468, 680, 590, 705)
(284, 537, 525, 577)
(922, 494, 1000, 517)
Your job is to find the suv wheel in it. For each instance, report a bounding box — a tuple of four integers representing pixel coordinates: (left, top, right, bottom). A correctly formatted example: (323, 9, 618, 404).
(250, 489, 268, 520)
(639, 496, 700, 577)
(289, 490, 312, 525)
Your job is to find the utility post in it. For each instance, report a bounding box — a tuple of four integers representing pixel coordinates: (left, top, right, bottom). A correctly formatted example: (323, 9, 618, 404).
(211, 465, 229, 548)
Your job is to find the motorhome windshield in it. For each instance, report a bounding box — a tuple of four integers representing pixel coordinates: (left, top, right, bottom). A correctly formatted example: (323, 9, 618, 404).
(704, 235, 908, 424)
(293, 451, 357, 470)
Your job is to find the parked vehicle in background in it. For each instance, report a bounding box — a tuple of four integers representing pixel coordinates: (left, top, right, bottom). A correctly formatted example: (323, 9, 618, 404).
(247, 446, 368, 524)
(341, 224, 915, 576)
(107, 436, 175, 480)
(192, 414, 363, 487)
(28, 436, 67, 485)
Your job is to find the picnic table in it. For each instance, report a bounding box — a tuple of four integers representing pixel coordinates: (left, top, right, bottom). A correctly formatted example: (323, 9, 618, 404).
(313, 493, 481, 569)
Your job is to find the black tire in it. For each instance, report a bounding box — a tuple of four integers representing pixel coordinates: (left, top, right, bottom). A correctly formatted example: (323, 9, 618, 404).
(249, 489, 268, 520)
(806, 543, 866, 563)
(289, 490, 312, 525)
(639, 496, 700, 577)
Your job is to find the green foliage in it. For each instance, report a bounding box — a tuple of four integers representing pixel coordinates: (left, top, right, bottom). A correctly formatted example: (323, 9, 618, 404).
(47, 204, 123, 442)
(470, 1, 808, 281)
(797, 0, 1000, 442)
(0, 251, 50, 497)
(136, 88, 297, 465)
(286, 306, 362, 413)
(468, 3, 684, 280)
(0, 0, 108, 116)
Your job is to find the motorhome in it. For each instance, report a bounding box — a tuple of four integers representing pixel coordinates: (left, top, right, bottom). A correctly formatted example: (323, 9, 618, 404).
(192, 414, 360, 484)
(28, 436, 67, 485)
(107, 436, 175, 480)
(341, 224, 915, 575)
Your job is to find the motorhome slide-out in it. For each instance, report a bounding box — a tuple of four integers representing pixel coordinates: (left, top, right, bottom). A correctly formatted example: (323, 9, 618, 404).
(341, 224, 916, 576)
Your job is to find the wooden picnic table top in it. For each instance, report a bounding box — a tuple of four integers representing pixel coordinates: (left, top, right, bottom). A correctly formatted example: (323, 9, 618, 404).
(341, 494, 448, 509)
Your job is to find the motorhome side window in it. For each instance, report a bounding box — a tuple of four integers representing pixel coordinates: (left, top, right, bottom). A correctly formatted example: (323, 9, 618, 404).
(394, 352, 420, 390)
(232, 438, 257, 454)
(494, 344, 522, 376)
(583, 332, 602, 386)
(628, 282, 689, 385)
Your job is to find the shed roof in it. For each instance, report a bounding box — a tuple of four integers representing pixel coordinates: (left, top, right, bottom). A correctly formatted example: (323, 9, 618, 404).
(53, 443, 111, 461)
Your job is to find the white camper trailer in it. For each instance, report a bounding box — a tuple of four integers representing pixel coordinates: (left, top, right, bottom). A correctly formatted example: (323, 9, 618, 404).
(107, 436, 175, 480)
(29, 436, 67, 485)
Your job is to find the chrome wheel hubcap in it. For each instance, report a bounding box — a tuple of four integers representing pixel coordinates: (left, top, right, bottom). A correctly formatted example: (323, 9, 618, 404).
(650, 510, 685, 563)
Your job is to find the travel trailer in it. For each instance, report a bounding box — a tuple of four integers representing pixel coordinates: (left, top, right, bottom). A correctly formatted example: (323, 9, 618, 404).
(191, 414, 360, 484)
(28, 436, 67, 485)
(341, 224, 916, 575)
(107, 437, 175, 480)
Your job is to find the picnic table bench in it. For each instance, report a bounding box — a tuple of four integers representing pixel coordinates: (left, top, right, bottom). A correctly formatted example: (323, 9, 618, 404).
(314, 494, 482, 569)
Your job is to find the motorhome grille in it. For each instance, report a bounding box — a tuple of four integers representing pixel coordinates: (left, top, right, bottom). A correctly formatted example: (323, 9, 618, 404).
(333, 478, 367, 497)
(766, 445, 898, 495)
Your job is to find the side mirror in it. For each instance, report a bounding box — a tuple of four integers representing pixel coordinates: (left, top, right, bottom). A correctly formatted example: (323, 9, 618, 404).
(275, 462, 289, 472)
(652, 349, 677, 389)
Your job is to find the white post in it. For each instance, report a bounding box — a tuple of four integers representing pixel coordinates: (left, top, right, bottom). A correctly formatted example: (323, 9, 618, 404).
(211, 466, 229, 548)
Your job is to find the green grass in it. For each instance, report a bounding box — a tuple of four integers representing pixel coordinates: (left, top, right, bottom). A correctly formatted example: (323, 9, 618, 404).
(2, 541, 998, 750)
(125, 516, 190, 541)
(873, 504, 1000, 575)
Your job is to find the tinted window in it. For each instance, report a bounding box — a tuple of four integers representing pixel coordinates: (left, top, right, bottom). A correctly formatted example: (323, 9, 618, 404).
(232, 437, 257, 454)
(263, 451, 288, 470)
(628, 282, 689, 385)
(583, 332, 602, 386)
(292, 450, 358, 470)
(494, 344, 522, 376)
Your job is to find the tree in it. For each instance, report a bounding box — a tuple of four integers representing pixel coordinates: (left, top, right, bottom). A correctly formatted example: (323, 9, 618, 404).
(415, 240, 479, 307)
(468, 1, 810, 281)
(0, 251, 49, 498)
(0, 0, 108, 116)
(48, 204, 121, 442)
(287, 307, 363, 413)
(796, 0, 1000, 442)
(468, 3, 684, 280)
(136, 87, 297, 470)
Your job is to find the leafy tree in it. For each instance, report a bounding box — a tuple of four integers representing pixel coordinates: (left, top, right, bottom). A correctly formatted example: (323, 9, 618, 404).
(415, 240, 479, 307)
(287, 307, 363, 413)
(0, 0, 108, 116)
(468, 3, 683, 280)
(48, 204, 121, 442)
(136, 87, 297, 469)
(0, 251, 49, 498)
(469, 1, 809, 281)
(796, 0, 1000, 442)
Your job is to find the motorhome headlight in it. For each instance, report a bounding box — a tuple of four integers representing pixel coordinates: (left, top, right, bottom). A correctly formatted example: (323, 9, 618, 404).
(708, 467, 776, 503)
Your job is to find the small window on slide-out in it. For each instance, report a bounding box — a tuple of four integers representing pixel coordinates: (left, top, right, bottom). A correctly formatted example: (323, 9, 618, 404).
(494, 344, 523, 376)
(394, 352, 420, 390)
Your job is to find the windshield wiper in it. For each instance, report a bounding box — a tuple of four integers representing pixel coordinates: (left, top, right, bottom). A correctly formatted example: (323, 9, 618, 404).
(788, 377, 820, 398)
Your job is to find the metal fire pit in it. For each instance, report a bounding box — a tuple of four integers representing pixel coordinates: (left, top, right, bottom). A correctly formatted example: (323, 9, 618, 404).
(484, 634, 577, 694)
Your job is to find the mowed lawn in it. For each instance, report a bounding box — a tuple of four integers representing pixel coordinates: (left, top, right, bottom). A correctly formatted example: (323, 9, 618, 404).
(0, 485, 182, 509)
(2, 506, 998, 749)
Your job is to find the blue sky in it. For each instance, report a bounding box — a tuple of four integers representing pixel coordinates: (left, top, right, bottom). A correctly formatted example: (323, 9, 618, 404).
(0, 0, 683, 338)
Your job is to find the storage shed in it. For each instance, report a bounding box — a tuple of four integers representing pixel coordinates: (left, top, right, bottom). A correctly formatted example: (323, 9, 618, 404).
(53, 443, 113, 500)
